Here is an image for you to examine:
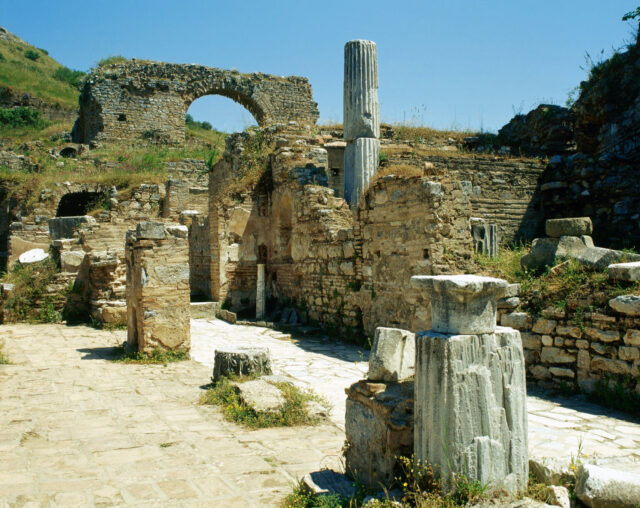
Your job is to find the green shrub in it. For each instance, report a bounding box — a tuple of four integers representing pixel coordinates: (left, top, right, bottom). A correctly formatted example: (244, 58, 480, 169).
(0, 52, 5, 61)
(53, 67, 86, 89)
(1, 257, 62, 322)
(0, 107, 47, 128)
(37, 48, 49, 55)
(24, 49, 40, 61)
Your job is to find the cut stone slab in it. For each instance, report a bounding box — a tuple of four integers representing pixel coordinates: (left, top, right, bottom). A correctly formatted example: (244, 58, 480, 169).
(529, 458, 574, 486)
(410, 274, 508, 334)
(545, 217, 593, 238)
(302, 470, 357, 499)
(18, 248, 49, 264)
(609, 295, 640, 316)
(574, 247, 640, 271)
(415, 327, 528, 494)
(212, 347, 272, 382)
(521, 236, 591, 271)
(48, 215, 96, 240)
(60, 250, 86, 272)
(232, 379, 285, 413)
(136, 221, 165, 240)
(367, 327, 415, 382)
(607, 261, 640, 281)
(575, 464, 640, 508)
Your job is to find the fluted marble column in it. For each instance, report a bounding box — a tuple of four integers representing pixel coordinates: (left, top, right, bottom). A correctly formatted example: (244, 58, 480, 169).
(344, 40, 380, 207)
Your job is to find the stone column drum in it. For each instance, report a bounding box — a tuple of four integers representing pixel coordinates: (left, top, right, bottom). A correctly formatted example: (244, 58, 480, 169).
(410, 274, 528, 494)
(343, 39, 380, 207)
(256, 263, 266, 320)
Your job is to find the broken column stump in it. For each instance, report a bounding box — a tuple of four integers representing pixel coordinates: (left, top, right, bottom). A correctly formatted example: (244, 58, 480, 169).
(212, 347, 272, 382)
(410, 274, 528, 494)
(125, 222, 191, 353)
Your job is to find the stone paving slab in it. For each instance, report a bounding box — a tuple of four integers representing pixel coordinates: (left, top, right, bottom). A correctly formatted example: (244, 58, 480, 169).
(1, 320, 640, 508)
(0, 323, 344, 507)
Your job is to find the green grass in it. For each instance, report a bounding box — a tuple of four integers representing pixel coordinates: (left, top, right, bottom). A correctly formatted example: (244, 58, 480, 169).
(200, 375, 328, 429)
(0, 39, 80, 109)
(110, 345, 188, 365)
(475, 246, 640, 314)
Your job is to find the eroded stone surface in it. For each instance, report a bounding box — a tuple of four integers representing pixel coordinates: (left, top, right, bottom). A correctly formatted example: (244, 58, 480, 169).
(212, 347, 272, 382)
(609, 294, 640, 316)
(415, 327, 528, 493)
(607, 261, 640, 281)
(545, 217, 593, 238)
(411, 274, 508, 334)
(576, 464, 640, 508)
(367, 327, 415, 382)
(233, 379, 285, 413)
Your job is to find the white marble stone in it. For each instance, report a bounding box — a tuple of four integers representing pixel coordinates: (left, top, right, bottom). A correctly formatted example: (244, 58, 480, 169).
(367, 327, 415, 382)
(18, 248, 49, 264)
(410, 274, 508, 334)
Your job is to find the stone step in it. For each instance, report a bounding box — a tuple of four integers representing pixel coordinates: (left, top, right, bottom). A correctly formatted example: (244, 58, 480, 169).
(190, 301, 219, 319)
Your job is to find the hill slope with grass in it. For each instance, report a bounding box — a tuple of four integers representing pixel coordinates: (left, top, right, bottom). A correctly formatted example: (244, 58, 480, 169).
(0, 26, 83, 111)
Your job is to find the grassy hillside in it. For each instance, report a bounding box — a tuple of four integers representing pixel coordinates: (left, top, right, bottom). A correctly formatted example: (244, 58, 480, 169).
(0, 32, 82, 110)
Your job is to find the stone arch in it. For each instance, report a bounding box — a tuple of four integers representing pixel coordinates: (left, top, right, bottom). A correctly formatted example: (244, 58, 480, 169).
(74, 61, 319, 144)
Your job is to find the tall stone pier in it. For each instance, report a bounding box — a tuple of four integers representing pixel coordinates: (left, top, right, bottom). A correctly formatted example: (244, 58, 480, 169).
(410, 274, 528, 494)
(125, 222, 191, 353)
(343, 40, 380, 207)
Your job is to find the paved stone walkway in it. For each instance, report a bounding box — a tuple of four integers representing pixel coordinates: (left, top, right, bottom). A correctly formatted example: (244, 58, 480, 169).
(1, 320, 640, 507)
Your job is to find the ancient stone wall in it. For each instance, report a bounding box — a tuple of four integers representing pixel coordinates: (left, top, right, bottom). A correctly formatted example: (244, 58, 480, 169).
(208, 130, 475, 336)
(357, 177, 474, 335)
(501, 298, 640, 394)
(386, 151, 546, 242)
(74, 61, 319, 144)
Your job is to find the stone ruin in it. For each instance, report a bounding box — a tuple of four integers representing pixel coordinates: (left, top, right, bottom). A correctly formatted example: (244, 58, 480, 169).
(73, 61, 320, 144)
(345, 275, 528, 494)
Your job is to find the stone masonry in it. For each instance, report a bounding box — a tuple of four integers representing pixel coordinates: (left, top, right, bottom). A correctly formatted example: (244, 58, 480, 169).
(125, 222, 190, 353)
(74, 61, 319, 144)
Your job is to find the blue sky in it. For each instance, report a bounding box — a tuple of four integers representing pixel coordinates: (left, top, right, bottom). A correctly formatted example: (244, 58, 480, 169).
(3, 1, 638, 132)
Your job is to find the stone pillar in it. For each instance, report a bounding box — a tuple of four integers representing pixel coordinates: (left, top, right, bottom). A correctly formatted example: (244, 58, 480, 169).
(343, 39, 380, 207)
(410, 275, 528, 494)
(256, 263, 266, 320)
(125, 221, 191, 353)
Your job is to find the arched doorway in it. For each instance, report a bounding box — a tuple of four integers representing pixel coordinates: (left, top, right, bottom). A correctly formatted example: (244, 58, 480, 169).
(186, 95, 258, 134)
(56, 191, 105, 217)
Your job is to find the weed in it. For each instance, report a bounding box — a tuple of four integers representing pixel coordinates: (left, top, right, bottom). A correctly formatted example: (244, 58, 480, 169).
(586, 372, 640, 416)
(281, 481, 347, 507)
(0, 348, 10, 365)
(110, 344, 188, 365)
(200, 375, 329, 429)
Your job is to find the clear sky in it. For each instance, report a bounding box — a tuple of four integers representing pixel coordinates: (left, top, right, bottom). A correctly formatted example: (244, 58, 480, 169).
(2, 1, 638, 133)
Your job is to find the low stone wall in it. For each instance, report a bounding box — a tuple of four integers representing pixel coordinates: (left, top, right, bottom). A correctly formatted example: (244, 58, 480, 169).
(501, 301, 640, 393)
